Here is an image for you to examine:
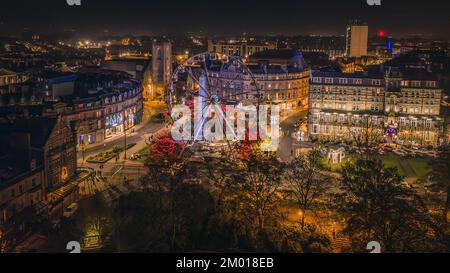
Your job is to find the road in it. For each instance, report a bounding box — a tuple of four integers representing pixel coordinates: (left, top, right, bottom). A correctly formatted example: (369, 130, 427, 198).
(277, 110, 309, 162)
(78, 118, 166, 161)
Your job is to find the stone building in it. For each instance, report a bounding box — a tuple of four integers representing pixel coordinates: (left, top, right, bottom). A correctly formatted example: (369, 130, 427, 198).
(308, 67, 443, 147)
(0, 115, 78, 250)
(202, 49, 309, 118)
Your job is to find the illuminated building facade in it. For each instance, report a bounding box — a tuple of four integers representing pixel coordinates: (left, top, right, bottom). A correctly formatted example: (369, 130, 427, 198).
(62, 73, 143, 146)
(0, 116, 78, 227)
(346, 20, 368, 58)
(202, 50, 309, 117)
(308, 68, 443, 147)
(0, 69, 26, 87)
(208, 40, 277, 58)
(0, 70, 143, 149)
(151, 42, 172, 101)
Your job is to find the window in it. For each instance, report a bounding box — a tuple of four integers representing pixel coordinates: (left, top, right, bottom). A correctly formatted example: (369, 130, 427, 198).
(372, 80, 381, 86)
(325, 78, 333, 84)
(371, 116, 378, 125)
(312, 113, 320, 123)
(11, 189, 15, 198)
(425, 119, 432, 129)
(338, 78, 348, 84)
(312, 77, 322, 83)
(312, 124, 320, 134)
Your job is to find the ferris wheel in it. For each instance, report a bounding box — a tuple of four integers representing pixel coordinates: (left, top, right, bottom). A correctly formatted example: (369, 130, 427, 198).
(166, 52, 263, 153)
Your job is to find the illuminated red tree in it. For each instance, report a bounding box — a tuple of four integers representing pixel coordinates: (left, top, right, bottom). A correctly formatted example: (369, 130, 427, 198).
(151, 131, 178, 159)
(237, 130, 261, 160)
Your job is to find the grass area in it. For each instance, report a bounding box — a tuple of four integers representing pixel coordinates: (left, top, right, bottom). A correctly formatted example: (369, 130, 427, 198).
(321, 154, 356, 172)
(406, 157, 432, 179)
(379, 155, 406, 177)
(321, 151, 432, 179)
(137, 145, 151, 162)
(86, 143, 136, 163)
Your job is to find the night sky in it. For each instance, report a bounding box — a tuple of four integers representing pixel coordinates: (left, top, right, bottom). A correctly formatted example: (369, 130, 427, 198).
(0, 0, 449, 38)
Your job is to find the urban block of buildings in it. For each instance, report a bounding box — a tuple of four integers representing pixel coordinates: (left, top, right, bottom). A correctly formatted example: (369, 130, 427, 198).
(208, 39, 277, 58)
(308, 67, 444, 147)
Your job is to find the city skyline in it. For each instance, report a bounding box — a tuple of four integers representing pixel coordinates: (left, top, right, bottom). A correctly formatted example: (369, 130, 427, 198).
(0, 0, 449, 257)
(0, 0, 449, 39)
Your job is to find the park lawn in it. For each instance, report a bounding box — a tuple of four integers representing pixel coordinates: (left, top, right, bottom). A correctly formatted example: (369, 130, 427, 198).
(379, 155, 406, 177)
(321, 152, 431, 179)
(321, 154, 356, 172)
(406, 157, 432, 179)
(138, 145, 151, 162)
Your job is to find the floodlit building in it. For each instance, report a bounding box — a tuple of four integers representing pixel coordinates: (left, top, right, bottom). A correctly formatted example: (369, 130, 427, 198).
(205, 49, 309, 117)
(346, 20, 368, 58)
(0, 70, 144, 148)
(208, 40, 277, 58)
(152, 42, 172, 100)
(308, 67, 443, 147)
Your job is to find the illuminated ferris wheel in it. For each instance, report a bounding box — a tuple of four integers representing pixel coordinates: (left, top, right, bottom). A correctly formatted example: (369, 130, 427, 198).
(167, 52, 263, 150)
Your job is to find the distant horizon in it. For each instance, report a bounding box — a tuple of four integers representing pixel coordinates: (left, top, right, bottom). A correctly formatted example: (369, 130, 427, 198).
(0, 0, 449, 40)
(1, 31, 448, 42)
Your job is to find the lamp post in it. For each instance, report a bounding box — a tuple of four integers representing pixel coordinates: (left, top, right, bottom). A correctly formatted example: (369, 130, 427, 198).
(123, 113, 128, 160)
(124, 127, 127, 160)
(81, 143, 85, 163)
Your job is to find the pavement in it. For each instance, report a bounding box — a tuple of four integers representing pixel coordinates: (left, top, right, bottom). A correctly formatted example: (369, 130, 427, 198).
(75, 104, 169, 203)
(77, 105, 167, 165)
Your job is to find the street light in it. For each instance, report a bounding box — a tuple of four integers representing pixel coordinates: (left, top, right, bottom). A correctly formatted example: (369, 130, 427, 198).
(81, 143, 85, 163)
(124, 127, 127, 160)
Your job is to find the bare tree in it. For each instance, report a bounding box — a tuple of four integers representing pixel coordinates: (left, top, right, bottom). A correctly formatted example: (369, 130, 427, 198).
(348, 115, 384, 156)
(284, 150, 330, 230)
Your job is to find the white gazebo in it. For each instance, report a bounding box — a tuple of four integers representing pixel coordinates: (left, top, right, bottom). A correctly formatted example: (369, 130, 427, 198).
(328, 147, 346, 164)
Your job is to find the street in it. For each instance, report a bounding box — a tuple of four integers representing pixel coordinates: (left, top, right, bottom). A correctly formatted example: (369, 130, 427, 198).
(277, 110, 309, 162)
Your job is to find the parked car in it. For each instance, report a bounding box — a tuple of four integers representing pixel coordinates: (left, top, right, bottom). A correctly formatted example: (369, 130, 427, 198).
(130, 153, 142, 160)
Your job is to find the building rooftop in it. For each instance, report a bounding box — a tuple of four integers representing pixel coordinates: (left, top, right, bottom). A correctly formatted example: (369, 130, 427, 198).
(311, 70, 384, 79)
(0, 68, 16, 76)
(0, 117, 57, 148)
(251, 49, 301, 60)
(400, 68, 438, 81)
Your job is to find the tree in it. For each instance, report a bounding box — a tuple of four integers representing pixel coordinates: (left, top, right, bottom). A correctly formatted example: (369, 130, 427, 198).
(348, 115, 383, 156)
(112, 184, 215, 252)
(42, 193, 112, 252)
(138, 130, 205, 251)
(284, 150, 330, 230)
(430, 146, 450, 223)
(339, 158, 438, 252)
(220, 152, 286, 250)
